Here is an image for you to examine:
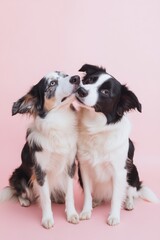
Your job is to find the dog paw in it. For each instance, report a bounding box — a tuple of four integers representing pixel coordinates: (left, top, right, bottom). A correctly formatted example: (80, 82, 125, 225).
(42, 217, 54, 229)
(67, 212, 79, 224)
(18, 197, 31, 207)
(107, 215, 120, 226)
(79, 211, 92, 220)
(124, 200, 134, 211)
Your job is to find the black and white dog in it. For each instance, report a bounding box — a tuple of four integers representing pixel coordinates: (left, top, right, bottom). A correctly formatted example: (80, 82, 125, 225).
(76, 64, 159, 226)
(0, 71, 80, 228)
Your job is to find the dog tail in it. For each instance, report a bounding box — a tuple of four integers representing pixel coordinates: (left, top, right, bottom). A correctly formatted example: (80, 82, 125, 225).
(0, 186, 16, 203)
(138, 185, 160, 203)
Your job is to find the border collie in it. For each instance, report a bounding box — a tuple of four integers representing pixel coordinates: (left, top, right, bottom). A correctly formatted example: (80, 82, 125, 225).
(0, 71, 80, 228)
(75, 64, 159, 226)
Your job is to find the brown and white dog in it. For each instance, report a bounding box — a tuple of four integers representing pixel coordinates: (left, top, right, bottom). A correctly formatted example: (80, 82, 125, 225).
(76, 64, 159, 226)
(0, 71, 80, 228)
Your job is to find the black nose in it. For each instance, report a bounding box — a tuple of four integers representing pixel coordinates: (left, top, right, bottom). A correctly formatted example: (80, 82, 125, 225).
(70, 75, 80, 85)
(77, 87, 88, 98)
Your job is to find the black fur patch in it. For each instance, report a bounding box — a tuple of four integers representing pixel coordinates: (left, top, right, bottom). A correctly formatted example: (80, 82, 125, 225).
(128, 138, 135, 160)
(68, 161, 76, 178)
(29, 141, 45, 186)
(77, 162, 83, 189)
(94, 78, 122, 124)
(21, 142, 34, 168)
(29, 77, 47, 114)
(34, 164, 46, 186)
(30, 141, 43, 153)
(80, 65, 106, 85)
(9, 165, 32, 196)
(51, 190, 65, 204)
(126, 139, 142, 190)
(79, 64, 106, 76)
(9, 139, 45, 197)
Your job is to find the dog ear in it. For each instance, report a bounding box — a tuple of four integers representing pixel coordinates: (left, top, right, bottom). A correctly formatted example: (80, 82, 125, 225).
(12, 79, 46, 116)
(117, 85, 142, 116)
(79, 64, 105, 75)
(12, 94, 36, 116)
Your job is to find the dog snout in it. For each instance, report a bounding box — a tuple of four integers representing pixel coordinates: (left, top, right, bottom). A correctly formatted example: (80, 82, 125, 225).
(70, 75, 80, 85)
(77, 87, 88, 98)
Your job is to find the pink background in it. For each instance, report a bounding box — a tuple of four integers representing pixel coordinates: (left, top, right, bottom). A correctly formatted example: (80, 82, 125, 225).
(0, 1, 159, 239)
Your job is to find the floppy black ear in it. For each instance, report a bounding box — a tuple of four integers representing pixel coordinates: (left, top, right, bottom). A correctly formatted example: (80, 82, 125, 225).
(12, 94, 36, 116)
(79, 64, 105, 75)
(12, 79, 45, 116)
(117, 85, 142, 116)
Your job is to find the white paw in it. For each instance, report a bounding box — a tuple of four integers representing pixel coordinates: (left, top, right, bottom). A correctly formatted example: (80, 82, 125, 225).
(18, 197, 31, 207)
(125, 200, 134, 211)
(42, 217, 54, 229)
(79, 211, 92, 220)
(67, 212, 79, 224)
(107, 215, 120, 226)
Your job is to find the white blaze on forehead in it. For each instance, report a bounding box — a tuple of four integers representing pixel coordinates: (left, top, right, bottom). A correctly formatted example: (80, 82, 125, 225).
(79, 73, 112, 107)
(82, 73, 112, 90)
(95, 73, 112, 87)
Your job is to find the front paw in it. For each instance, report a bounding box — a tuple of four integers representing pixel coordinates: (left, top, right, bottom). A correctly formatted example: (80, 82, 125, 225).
(124, 198, 134, 211)
(67, 212, 79, 224)
(107, 215, 120, 226)
(79, 210, 92, 220)
(19, 197, 31, 207)
(42, 216, 54, 229)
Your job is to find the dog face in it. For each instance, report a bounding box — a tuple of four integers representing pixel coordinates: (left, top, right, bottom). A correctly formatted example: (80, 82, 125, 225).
(76, 64, 141, 124)
(12, 71, 80, 118)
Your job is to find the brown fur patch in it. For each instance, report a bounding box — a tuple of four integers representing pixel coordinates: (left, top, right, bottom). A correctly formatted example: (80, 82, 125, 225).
(44, 96, 56, 111)
(29, 173, 36, 186)
(22, 93, 37, 117)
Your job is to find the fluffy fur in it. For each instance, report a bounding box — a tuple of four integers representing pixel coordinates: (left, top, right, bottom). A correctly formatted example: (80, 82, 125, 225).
(0, 72, 80, 228)
(76, 64, 159, 226)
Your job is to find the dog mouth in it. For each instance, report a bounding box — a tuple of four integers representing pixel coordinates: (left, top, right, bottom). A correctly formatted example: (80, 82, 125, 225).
(61, 84, 79, 103)
(75, 95, 94, 111)
(61, 94, 76, 105)
(75, 95, 84, 104)
(73, 84, 80, 93)
(61, 97, 68, 102)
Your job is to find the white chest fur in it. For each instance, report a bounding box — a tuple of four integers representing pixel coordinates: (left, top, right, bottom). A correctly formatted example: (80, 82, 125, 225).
(28, 107, 78, 174)
(78, 110, 131, 183)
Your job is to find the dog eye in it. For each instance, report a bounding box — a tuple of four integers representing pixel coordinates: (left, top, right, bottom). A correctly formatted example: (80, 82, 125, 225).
(88, 78, 94, 84)
(101, 89, 109, 96)
(50, 80, 57, 86)
(86, 77, 97, 84)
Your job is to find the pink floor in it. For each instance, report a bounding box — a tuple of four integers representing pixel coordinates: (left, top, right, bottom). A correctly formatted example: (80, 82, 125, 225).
(0, 157, 159, 240)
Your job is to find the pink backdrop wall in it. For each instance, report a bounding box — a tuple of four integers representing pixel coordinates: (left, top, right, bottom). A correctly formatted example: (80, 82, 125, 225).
(0, 1, 159, 239)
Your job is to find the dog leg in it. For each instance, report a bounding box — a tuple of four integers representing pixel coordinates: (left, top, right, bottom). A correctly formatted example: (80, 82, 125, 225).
(107, 169, 127, 226)
(79, 166, 92, 220)
(18, 196, 31, 207)
(65, 176, 79, 224)
(124, 186, 136, 210)
(38, 178, 54, 229)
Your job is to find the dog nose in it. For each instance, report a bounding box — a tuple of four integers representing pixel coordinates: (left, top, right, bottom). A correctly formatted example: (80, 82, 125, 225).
(77, 87, 88, 97)
(70, 75, 80, 85)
